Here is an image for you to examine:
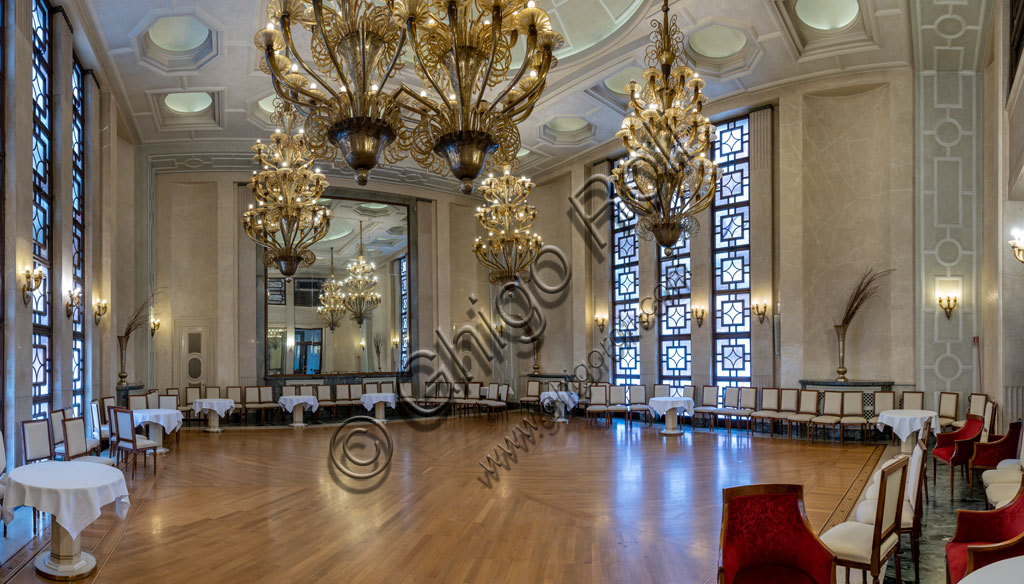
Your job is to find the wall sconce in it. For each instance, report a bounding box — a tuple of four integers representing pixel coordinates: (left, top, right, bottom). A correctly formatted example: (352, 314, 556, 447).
(493, 322, 504, 336)
(150, 318, 160, 335)
(638, 297, 658, 330)
(594, 315, 607, 333)
(1010, 230, 1024, 264)
(691, 307, 705, 328)
(64, 288, 82, 318)
(638, 312, 655, 330)
(93, 299, 108, 325)
(359, 340, 366, 349)
(751, 301, 769, 324)
(938, 296, 958, 319)
(22, 265, 43, 305)
(391, 337, 399, 348)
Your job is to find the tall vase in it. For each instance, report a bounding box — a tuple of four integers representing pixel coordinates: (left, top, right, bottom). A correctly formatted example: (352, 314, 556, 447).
(834, 325, 849, 382)
(117, 334, 129, 387)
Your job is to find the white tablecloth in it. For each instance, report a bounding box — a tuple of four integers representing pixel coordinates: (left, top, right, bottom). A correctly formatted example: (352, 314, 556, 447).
(647, 396, 695, 417)
(192, 398, 235, 418)
(960, 556, 1024, 583)
(876, 409, 940, 441)
(278, 395, 319, 413)
(131, 408, 183, 433)
(2, 461, 129, 540)
(540, 391, 579, 411)
(361, 393, 398, 411)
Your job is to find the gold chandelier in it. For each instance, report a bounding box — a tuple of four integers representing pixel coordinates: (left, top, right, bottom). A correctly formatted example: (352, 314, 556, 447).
(318, 247, 347, 331)
(610, 0, 720, 252)
(242, 103, 332, 276)
(255, 0, 411, 185)
(393, 0, 564, 193)
(342, 222, 382, 326)
(473, 168, 542, 285)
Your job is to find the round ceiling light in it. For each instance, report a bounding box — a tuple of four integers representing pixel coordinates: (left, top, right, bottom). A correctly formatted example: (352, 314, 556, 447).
(516, 147, 531, 158)
(604, 66, 646, 95)
(795, 0, 860, 31)
(148, 16, 210, 52)
(164, 92, 213, 113)
(546, 117, 590, 133)
(257, 95, 277, 114)
(689, 25, 747, 59)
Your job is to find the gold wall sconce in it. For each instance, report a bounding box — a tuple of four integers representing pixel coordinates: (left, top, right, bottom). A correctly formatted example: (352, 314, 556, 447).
(93, 299, 108, 325)
(22, 265, 43, 305)
(638, 312, 655, 330)
(938, 296, 958, 319)
(594, 315, 607, 333)
(638, 297, 658, 330)
(64, 288, 82, 318)
(751, 301, 769, 324)
(493, 322, 504, 336)
(691, 307, 705, 328)
(1010, 230, 1024, 263)
(392, 337, 400, 348)
(150, 318, 160, 336)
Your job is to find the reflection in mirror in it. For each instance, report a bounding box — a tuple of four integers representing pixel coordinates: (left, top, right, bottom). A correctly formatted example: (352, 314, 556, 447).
(265, 197, 410, 375)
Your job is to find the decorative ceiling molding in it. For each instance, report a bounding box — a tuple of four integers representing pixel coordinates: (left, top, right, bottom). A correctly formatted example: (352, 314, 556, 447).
(686, 20, 764, 79)
(145, 88, 225, 132)
(130, 9, 223, 75)
(767, 0, 880, 62)
(910, 0, 990, 72)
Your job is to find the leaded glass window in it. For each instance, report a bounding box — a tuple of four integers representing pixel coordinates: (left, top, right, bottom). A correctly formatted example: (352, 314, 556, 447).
(31, 0, 53, 419)
(610, 173, 640, 385)
(397, 255, 409, 368)
(657, 236, 691, 394)
(71, 56, 85, 416)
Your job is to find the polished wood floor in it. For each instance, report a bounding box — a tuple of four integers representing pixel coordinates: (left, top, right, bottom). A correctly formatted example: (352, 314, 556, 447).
(3, 415, 881, 584)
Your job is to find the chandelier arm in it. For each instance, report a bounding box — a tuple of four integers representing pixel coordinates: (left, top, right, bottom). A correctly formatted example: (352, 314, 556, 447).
(378, 28, 408, 94)
(281, 14, 342, 101)
(473, 6, 502, 113)
(311, 0, 358, 111)
(445, 1, 468, 131)
(504, 51, 553, 117)
(405, 23, 451, 116)
(638, 114, 682, 175)
(484, 33, 537, 115)
(395, 84, 442, 116)
(266, 50, 327, 109)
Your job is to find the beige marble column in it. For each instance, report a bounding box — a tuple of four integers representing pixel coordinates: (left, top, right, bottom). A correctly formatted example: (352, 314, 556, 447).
(52, 13, 73, 410)
(749, 106, 775, 387)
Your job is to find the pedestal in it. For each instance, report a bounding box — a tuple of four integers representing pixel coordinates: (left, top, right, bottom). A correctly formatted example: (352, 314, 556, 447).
(290, 404, 307, 428)
(373, 401, 387, 423)
(34, 521, 96, 580)
(661, 407, 683, 436)
(553, 401, 568, 424)
(900, 430, 917, 454)
(204, 411, 222, 433)
(146, 422, 169, 454)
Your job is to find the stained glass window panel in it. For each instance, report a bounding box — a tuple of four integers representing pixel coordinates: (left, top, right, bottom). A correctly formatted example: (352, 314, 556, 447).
(610, 177, 640, 386)
(31, 0, 53, 416)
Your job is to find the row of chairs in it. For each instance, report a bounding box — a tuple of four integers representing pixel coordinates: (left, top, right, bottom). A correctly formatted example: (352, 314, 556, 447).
(418, 382, 512, 417)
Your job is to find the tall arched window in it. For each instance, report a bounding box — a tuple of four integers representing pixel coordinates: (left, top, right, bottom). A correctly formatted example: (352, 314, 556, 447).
(71, 57, 85, 416)
(657, 238, 691, 393)
(610, 185, 640, 385)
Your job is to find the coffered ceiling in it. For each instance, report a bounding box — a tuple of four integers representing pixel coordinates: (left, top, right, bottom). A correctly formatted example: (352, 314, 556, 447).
(66, 0, 931, 193)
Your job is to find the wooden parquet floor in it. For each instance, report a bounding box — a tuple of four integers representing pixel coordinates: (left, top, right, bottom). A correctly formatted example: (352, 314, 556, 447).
(2, 415, 880, 584)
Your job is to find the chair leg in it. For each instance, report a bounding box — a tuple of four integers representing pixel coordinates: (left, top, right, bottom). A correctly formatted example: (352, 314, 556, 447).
(895, 542, 902, 583)
(950, 465, 955, 499)
(969, 467, 974, 496)
(912, 533, 920, 584)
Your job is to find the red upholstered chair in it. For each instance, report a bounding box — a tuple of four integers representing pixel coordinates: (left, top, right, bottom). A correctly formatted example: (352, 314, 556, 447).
(933, 414, 985, 498)
(970, 420, 1023, 496)
(718, 484, 835, 584)
(946, 477, 1024, 583)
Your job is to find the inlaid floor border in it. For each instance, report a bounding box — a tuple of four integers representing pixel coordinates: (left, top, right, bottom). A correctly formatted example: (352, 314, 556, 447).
(819, 444, 885, 535)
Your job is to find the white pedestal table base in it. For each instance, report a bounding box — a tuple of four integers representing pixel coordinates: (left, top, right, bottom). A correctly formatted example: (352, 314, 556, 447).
(290, 404, 307, 428)
(34, 521, 97, 580)
(146, 422, 169, 454)
(661, 407, 683, 435)
(204, 412, 222, 433)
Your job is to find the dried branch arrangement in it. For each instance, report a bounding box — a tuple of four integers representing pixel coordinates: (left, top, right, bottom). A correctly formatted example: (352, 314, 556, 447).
(373, 334, 384, 372)
(839, 268, 895, 326)
(122, 295, 155, 340)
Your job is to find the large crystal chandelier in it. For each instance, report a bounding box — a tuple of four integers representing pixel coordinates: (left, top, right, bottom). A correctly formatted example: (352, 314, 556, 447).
(393, 0, 564, 193)
(255, 0, 410, 185)
(318, 247, 346, 331)
(341, 222, 382, 326)
(610, 0, 720, 252)
(242, 103, 332, 276)
(473, 168, 542, 285)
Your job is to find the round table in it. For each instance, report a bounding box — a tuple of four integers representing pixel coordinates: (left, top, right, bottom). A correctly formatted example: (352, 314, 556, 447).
(539, 391, 579, 423)
(647, 397, 696, 435)
(192, 399, 235, 433)
(278, 396, 319, 428)
(131, 408, 183, 454)
(960, 555, 1024, 583)
(876, 409, 939, 452)
(2, 461, 129, 581)
(361, 393, 398, 422)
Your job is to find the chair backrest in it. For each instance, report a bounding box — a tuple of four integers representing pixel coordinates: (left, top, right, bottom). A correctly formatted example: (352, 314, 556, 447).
(335, 384, 350, 401)
(185, 387, 201, 404)
(798, 390, 818, 414)
(282, 386, 296, 397)
(226, 386, 242, 403)
(114, 408, 138, 448)
(62, 417, 90, 459)
(259, 386, 273, 403)
(467, 382, 481, 400)
(486, 383, 499, 400)
(739, 387, 757, 410)
(367, 382, 382, 394)
(722, 387, 740, 408)
(609, 385, 627, 405)
(317, 385, 332, 401)
(919, 416, 932, 442)
(51, 408, 66, 445)
(351, 384, 366, 399)
(590, 384, 608, 405)
(244, 386, 259, 404)
(778, 389, 799, 413)
(206, 386, 223, 399)
(760, 388, 780, 411)
(90, 401, 102, 436)
(871, 456, 908, 559)
(981, 401, 995, 442)
(100, 396, 116, 424)
(629, 385, 646, 405)
(380, 381, 395, 394)
(159, 395, 178, 410)
(399, 382, 413, 397)
(526, 380, 540, 397)
(22, 419, 53, 463)
(907, 443, 926, 520)
(498, 384, 509, 401)
(0, 428, 5, 473)
(967, 393, 987, 416)
(128, 394, 147, 410)
(842, 392, 863, 416)
(701, 386, 719, 407)
(901, 391, 924, 410)
(938, 392, 959, 419)
(682, 385, 695, 400)
(146, 390, 159, 408)
(654, 384, 670, 398)
(821, 391, 842, 416)
(297, 385, 313, 397)
(873, 391, 895, 415)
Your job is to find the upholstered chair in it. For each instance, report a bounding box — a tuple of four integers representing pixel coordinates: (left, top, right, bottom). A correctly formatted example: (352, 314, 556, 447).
(839, 392, 868, 443)
(937, 392, 959, 430)
(520, 380, 540, 411)
(627, 385, 650, 426)
(946, 477, 1024, 583)
(607, 386, 629, 423)
(787, 390, 818, 439)
(61, 417, 113, 465)
(933, 410, 986, 498)
(970, 420, 1023, 497)
(587, 384, 609, 423)
(867, 391, 895, 439)
(694, 385, 720, 430)
(113, 407, 158, 480)
(953, 394, 988, 429)
(901, 391, 924, 410)
(810, 391, 842, 442)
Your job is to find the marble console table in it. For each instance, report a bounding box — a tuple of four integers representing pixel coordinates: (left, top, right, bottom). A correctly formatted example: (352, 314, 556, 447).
(799, 379, 894, 392)
(115, 383, 146, 407)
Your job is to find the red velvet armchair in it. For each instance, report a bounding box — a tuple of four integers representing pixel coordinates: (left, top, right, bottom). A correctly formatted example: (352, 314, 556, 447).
(946, 477, 1024, 583)
(970, 420, 1023, 496)
(933, 415, 984, 498)
(719, 484, 835, 584)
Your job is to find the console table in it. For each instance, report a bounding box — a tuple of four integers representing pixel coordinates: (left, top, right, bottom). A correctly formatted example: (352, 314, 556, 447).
(799, 379, 894, 392)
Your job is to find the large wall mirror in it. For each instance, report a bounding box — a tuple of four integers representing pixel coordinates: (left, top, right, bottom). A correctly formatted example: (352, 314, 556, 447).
(265, 196, 411, 376)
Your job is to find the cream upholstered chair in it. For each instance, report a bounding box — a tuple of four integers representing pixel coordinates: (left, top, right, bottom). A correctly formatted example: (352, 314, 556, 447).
(821, 456, 907, 584)
(653, 384, 670, 398)
(981, 428, 1024, 496)
(181, 387, 201, 423)
(128, 394, 147, 410)
(21, 419, 53, 464)
(364, 382, 380, 395)
(840, 392, 869, 443)
(937, 392, 959, 430)
(50, 408, 67, 459)
(480, 384, 508, 418)
(627, 385, 650, 426)
(811, 391, 843, 441)
(586, 384, 609, 423)
(333, 385, 352, 416)
(399, 381, 414, 400)
(316, 385, 335, 420)
(241, 386, 260, 424)
(607, 385, 628, 423)
(113, 407, 158, 480)
(788, 389, 818, 439)
(205, 386, 223, 399)
(750, 388, 782, 436)
(380, 381, 395, 394)
(901, 391, 924, 410)
(90, 401, 109, 444)
(953, 393, 988, 429)
(62, 417, 113, 465)
(100, 396, 116, 426)
(158, 395, 177, 410)
(520, 380, 541, 411)
(736, 387, 757, 433)
(868, 391, 895, 424)
(694, 385, 719, 430)
(146, 390, 159, 409)
(165, 389, 179, 409)
(298, 384, 315, 397)
(775, 388, 800, 432)
(281, 385, 297, 397)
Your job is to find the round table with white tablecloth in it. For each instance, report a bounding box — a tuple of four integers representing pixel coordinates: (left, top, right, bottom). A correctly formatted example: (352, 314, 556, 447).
(876, 409, 939, 452)
(647, 397, 695, 435)
(192, 398, 235, 433)
(2, 461, 129, 580)
(278, 395, 319, 428)
(131, 408, 183, 454)
(361, 393, 398, 422)
(539, 391, 579, 423)
(960, 555, 1024, 584)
